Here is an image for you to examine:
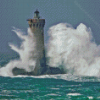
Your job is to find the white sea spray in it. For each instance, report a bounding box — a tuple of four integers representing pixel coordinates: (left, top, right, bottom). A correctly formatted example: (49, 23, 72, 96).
(0, 28, 38, 76)
(0, 23, 100, 77)
(47, 23, 100, 76)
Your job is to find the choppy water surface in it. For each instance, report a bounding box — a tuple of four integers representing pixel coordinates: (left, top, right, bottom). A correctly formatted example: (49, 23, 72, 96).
(0, 76, 100, 100)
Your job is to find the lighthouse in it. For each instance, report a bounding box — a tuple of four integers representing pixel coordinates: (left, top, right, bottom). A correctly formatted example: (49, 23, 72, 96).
(12, 10, 64, 76)
(27, 10, 46, 75)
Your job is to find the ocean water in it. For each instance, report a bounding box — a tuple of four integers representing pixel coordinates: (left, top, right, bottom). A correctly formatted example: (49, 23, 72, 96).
(0, 76, 100, 100)
(0, 56, 100, 100)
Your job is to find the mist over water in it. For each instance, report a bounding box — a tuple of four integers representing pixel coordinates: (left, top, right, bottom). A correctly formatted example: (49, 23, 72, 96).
(0, 23, 100, 77)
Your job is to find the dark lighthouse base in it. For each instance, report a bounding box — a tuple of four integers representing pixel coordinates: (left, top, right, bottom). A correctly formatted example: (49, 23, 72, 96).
(12, 66, 65, 76)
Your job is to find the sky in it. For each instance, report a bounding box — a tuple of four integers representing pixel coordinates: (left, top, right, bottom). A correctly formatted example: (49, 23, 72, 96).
(0, 0, 100, 55)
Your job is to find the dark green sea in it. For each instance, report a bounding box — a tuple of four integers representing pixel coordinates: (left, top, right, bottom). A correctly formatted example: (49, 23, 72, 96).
(0, 53, 100, 100)
(0, 75, 100, 100)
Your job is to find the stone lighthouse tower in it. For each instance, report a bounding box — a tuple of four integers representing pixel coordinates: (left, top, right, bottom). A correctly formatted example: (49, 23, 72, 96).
(27, 10, 46, 75)
(12, 10, 64, 76)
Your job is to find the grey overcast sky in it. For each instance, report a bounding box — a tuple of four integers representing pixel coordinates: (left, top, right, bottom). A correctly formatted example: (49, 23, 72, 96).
(0, 0, 100, 54)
